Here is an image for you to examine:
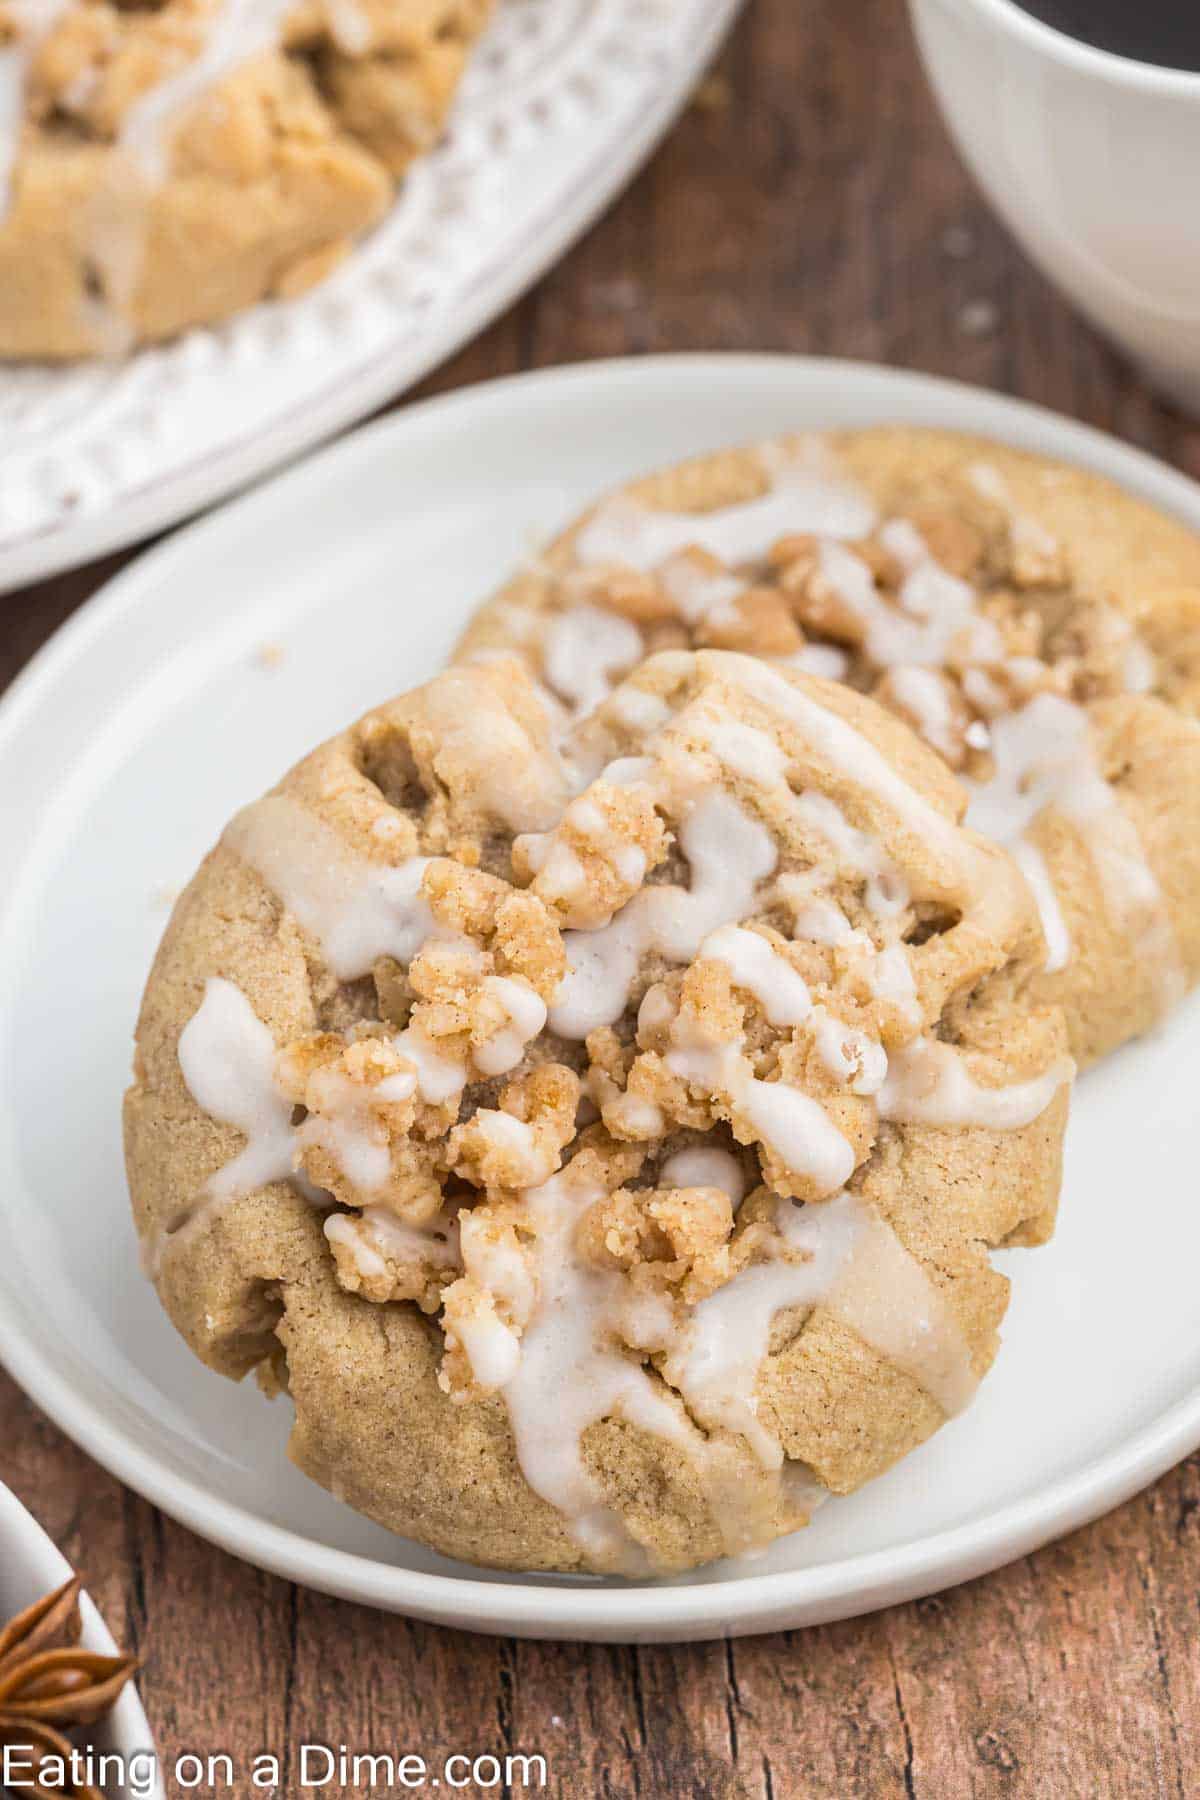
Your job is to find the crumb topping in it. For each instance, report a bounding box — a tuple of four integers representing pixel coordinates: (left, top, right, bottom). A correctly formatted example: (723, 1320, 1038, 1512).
(166, 652, 1071, 1572)
(465, 439, 1187, 1037)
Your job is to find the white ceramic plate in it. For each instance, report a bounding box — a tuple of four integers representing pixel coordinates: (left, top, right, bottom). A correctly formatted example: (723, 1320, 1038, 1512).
(3, 355, 1200, 1644)
(0, 0, 742, 596)
(0, 1482, 164, 1800)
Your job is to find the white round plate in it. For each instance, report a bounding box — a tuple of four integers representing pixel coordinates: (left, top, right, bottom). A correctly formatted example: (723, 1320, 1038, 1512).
(0, 0, 742, 597)
(0, 1482, 164, 1800)
(2, 355, 1200, 1644)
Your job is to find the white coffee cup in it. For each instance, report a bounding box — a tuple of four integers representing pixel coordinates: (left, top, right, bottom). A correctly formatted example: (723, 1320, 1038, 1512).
(909, 0, 1200, 409)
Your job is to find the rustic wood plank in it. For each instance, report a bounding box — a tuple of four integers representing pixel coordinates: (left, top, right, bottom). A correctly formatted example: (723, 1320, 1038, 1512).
(4, 1, 1200, 1795)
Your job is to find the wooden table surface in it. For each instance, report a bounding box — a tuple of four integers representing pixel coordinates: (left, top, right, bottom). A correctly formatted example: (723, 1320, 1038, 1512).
(5, 1, 1200, 1794)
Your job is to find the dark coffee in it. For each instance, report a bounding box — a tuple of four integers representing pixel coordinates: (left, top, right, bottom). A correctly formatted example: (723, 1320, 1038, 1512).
(1015, 0, 1200, 71)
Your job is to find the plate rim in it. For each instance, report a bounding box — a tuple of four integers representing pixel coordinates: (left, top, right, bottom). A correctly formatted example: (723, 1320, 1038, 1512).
(0, 0, 745, 598)
(5, 351, 1200, 1641)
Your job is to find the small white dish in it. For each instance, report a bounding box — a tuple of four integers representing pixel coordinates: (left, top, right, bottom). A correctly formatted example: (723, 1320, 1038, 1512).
(0, 1482, 163, 1800)
(3, 355, 1200, 1643)
(910, 0, 1200, 410)
(0, 0, 742, 595)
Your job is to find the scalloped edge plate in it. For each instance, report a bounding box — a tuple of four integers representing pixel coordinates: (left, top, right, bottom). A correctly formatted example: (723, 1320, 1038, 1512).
(0, 0, 743, 595)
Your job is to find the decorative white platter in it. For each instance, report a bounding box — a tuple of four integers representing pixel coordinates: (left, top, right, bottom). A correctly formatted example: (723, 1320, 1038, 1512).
(2, 355, 1200, 1644)
(0, 0, 743, 596)
(0, 1481, 164, 1800)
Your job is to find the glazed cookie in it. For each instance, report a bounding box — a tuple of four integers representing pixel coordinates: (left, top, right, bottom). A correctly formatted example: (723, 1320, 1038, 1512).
(457, 429, 1200, 1066)
(125, 653, 1070, 1575)
(0, 0, 491, 358)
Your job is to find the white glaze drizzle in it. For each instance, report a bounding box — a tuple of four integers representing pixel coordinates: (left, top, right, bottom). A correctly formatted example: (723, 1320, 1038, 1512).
(224, 796, 434, 981)
(819, 534, 1002, 670)
(543, 441, 1177, 1016)
(658, 1147, 747, 1208)
(2, 0, 366, 340)
(177, 976, 296, 1201)
(722, 656, 974, 875)
(491, 1169, 693, 1574)
(487, 1170, 976, 1569)
(0, 0, 70, 213)
(602, 1088, 666, 1138)
(824, 1202, 978, 1416)
(473, 977, 548, 1077)
(698, 718, 788, 786)
(739, 1074, 855, 1191)
(325, 0, 372, 54)
(661, 1191, 976, 1468)
(810, 1009, 888, 1095)
(783, 642, 851, 681)
(968, 461, 1061, 563)
(659, 557, 745, 624)
(298, 1062, 415, 1195)
(549, 788, 778, 1038)
(573, 451, 876, 571)
(392, 1022, 467, 1105)
(542, 604, 644, 716)
(964, 693, 1183, 1006)
(61, 0, 302, 341)
(865, 941, 921, 1023)
(174, 650, 1076, 1567)
(1010, 839, 1071, 974)
(662, 1194, 860, 1463)
(877, 1036, 1072, 1129)
(609, 685, 673, 735)
(781, 885, 858, 946)
(325, 1203, 459, 1280)
(791, 789, 910, 919)
(157, 975, 321, 1277)
(172, 978, 476, 1278)
(225, 797, 545, 1113)
(120, 0, 298, 184)
(699, 924, 813, 1027)
(419, 671, 571, 833)
(886, 665, 961, 761)
(662, 1023, 855, 1198)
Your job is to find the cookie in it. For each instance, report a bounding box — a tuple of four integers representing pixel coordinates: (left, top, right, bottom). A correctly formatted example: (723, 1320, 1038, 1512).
(125, 653, 1070, 1574)
(457, 429, 1200, 1066)
(0, 0, 491, 358)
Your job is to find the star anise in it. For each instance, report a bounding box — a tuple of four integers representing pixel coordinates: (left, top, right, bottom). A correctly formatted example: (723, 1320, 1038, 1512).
(0, 1576, 138, 1800)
